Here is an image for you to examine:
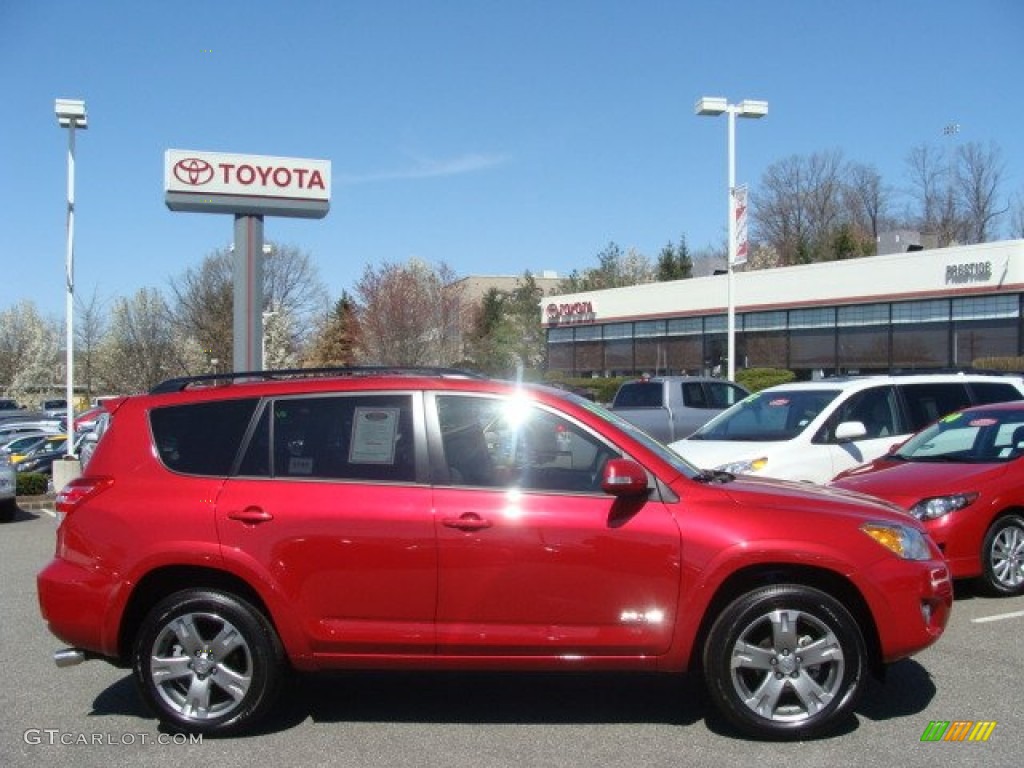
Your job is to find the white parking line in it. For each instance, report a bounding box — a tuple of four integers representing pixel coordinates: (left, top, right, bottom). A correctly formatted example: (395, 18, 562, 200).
(971, 610, 1024, 624)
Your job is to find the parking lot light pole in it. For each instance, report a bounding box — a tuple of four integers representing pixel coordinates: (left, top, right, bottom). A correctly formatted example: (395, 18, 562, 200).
(695, 97, 767, 382)
(55, 98, 88, 457)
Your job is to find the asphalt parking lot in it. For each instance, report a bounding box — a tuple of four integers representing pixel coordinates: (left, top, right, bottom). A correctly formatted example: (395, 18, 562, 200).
(2, 504, 1021, 768)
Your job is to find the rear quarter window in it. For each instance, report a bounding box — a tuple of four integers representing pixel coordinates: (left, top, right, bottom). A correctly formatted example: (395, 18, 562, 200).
(899, 383, 971, 432)
(150, 398, 259, 476)
(969, 381, 1024, 406)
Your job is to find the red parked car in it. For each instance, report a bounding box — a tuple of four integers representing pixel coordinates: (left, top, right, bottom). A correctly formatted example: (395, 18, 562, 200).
(832, 401, 1024, 596)
(37, 368, 952, 739)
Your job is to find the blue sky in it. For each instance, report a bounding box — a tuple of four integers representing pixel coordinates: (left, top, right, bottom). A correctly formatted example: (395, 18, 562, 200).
(2, 0, 1023, 319)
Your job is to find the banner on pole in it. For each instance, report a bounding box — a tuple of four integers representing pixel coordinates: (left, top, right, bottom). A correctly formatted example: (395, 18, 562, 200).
(733, 184, 749, 266)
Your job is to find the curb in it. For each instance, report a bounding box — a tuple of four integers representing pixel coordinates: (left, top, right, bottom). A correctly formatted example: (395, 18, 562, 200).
(17, 495, 57, 512)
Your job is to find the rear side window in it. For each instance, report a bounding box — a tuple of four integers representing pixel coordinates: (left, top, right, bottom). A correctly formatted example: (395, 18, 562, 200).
(150, 398, 259, 476)
(969, 381, 1024, 406)
(682, 382, 708, 408)
(239, 394, 416, 483)
(707, 382, 747, 408)
(613, 382, 663, 408)
(899, 383, 971, 432)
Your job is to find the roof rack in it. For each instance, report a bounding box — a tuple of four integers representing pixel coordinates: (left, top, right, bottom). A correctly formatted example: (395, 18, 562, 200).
(150, 366, 487, 395)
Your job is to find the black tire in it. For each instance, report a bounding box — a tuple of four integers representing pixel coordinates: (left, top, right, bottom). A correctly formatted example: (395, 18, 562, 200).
(132, 589, 285, 736)
(0, 498, 16, 523)
(702, 584, 867, 740)
(980, 514, 1024, 596)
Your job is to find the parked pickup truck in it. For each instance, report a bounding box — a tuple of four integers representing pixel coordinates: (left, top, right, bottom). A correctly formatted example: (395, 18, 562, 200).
(610, 375, 749, 443)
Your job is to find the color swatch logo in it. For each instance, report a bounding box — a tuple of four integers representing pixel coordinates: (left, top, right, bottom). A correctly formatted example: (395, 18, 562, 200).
(920, 721, 996, 742)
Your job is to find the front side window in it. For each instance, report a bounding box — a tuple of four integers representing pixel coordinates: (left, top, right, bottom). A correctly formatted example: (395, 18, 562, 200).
(817, 386, 900, 443)
(436, 395, 617, 494)
(900, 383, 971, 432)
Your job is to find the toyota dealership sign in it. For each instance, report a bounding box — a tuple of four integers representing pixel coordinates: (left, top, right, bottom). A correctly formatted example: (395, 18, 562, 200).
(165, 149, 331, 218)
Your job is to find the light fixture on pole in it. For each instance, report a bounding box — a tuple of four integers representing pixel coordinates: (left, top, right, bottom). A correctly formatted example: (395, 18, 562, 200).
(55, 98, 88, 457)
(695, 96, 767, 381)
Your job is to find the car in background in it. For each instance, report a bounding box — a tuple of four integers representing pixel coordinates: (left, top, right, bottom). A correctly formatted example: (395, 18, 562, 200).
(609, 375, 749, 443)
(669, 373, 1024, 484)
(0, 398, 21, 412)
(38, 368, 951, 740)
(0, 420, 63, 444)
(15, 435, 68, 474)
(0, 450, 14, 521)
(40, 399, 68, 419)
(831, 401, 1024, 596)
(1, 433, 53, 459)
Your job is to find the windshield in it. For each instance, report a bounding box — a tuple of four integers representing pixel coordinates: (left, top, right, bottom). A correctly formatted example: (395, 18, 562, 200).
(896, 408, 1024, 463)
(550, 387, 701, 479)
(689, 388, 841, 442)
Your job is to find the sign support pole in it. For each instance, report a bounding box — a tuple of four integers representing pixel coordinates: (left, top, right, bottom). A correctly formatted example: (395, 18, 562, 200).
(233, 214, 265, 372)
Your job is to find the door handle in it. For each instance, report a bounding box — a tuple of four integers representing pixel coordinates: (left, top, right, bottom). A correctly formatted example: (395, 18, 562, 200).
(442, 513, 492, 531)
(227, 507, 274, 524)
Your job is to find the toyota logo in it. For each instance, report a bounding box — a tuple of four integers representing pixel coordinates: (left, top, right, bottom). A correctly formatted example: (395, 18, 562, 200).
(546, 303, 559, 318)
(173, 158, 214, 186)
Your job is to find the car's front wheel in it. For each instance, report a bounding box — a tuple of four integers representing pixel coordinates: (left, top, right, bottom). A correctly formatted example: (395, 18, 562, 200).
(703, 584, 867, 740)
(132, 589, 285, 735)
(980, 514, 1024, 596)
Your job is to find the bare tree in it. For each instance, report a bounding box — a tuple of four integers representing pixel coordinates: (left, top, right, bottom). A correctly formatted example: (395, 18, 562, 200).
(75, 288, 109, 400)
(169, 242, 329, 369)
(905, 143, 959, 245)
(843, 162, 892, 247)
(354, 258, 464, 366)
(958, 141, 1007, 243)
(753, 150, 847, 264)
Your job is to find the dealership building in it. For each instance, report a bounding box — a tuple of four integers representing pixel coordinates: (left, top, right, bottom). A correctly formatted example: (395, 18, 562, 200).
(542, 239, 1024, 380)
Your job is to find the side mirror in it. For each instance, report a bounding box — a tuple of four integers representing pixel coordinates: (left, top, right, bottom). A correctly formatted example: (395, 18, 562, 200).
(835, 421, 867, 443)
(601, 459, 650, 496)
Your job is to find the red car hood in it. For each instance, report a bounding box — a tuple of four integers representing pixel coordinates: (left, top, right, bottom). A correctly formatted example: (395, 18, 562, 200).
(831, 461, 1009, 508)
(720, 474, 915, 524)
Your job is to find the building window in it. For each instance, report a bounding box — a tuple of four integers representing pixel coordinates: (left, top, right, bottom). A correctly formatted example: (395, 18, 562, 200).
(892, 324, 950, 368)
(667, 317, 703, 335)
(603, 323, 633, 340)
(634, 320, 666, 338)
(743, 311, 787, 332)
(548, 328, 574, 343)
(892, 299, 949, 324)
(789, 307, 836, 329)
(837, 303, 890, 327)
(952, 295, 1019, 320)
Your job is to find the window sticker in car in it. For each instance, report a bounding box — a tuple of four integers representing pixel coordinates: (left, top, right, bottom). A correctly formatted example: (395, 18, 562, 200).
(768, 398, 790, 407)
(967, 418, 998, 428)
(288, 456, 314, 475)
(349, 407, 400, 464)
(941, 413, 963, 423)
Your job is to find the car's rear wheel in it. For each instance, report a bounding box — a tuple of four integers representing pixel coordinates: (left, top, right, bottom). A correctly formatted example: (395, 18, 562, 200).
(132, 589, 285, 735)
(980, 514, 1024, 596)
(703, 584, 866, 740)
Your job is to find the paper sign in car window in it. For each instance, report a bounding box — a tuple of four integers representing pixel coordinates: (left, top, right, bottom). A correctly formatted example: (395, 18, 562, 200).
(768, 399, 790, 407)
(968, 418, 998, 428)
(349, 407, 399, 464)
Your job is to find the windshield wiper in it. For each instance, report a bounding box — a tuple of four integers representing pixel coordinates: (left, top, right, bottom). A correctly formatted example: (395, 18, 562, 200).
(693, 469, 736, 484)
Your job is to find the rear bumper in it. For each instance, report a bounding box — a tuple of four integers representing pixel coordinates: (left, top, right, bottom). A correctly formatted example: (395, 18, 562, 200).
(37, 558, 121, 658)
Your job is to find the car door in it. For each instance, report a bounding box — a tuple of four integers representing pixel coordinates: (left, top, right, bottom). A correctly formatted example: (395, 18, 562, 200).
(215, 392, 438, 657)
(820, 385, 904, 478)
(430, 393, 681, 657)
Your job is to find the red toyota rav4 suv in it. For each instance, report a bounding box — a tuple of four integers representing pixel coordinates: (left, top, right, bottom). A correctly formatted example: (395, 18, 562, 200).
(37, 369, 952, 740)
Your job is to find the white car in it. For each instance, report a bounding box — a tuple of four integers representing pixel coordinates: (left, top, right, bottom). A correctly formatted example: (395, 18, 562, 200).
(669, 373, 1024, 484)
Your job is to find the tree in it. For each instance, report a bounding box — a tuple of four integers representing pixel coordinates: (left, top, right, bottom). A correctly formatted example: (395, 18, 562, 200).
(905, 143, 958, 245)
(958, 141, 1007, 244)
(656, 237, 693, 281)
(75, 288, 108, 400)
(354, 258, 463, 366)
(558, 241, 654, 292)
(304, 293, 360, 367)
(0, 300, 59, 399)
(465, 288, 518, 374)
(843, 162, 892, 248)
(94, 288, 179, 393)
(168, 242, 329, 370)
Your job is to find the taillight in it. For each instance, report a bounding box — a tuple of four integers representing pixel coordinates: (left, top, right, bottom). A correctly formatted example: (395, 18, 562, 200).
(55, 475, 114, 516)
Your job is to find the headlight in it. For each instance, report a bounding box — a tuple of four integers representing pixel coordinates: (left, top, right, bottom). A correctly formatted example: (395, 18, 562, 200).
(862, 522, 932, 561)
(715, 457, 768, 475)
(909, 493, 979, 521)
